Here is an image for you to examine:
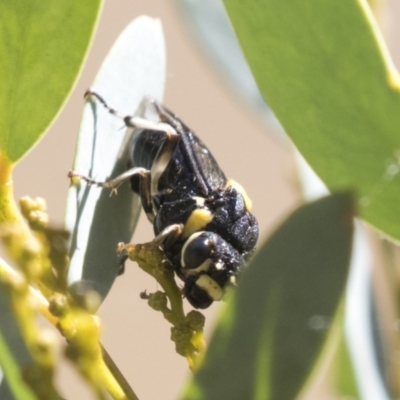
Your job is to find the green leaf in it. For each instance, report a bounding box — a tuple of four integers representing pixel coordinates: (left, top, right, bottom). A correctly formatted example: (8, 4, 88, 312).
(334, 328, 359, 398)
(298, 301, 360, 399)
(0, 0, 102, 163)
(65, 16, 166, 302)
(182, 193, 354, 400)
(223, 0, 400, 241)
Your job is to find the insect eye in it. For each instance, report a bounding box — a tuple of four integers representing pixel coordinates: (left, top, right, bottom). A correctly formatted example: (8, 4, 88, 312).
(181, 233, 213, 269)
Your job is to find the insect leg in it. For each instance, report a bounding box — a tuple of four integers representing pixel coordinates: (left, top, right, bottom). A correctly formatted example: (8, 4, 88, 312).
(117, 254, 128, 275)
(83, 90, 181, 212)
(153, 223, 183, 248)
(85, 90, 178, 136)
(150, 129, 180, 196)
(68, 167, 154, 223)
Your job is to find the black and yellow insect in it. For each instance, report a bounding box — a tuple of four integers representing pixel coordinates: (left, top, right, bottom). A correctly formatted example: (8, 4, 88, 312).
(70, 91, 259, 309)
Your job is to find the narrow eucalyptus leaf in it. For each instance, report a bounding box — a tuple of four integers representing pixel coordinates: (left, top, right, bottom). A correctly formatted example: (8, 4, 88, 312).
(173, 0, 276, 131)
(0, 286, 36, 400)
(65, 16, 166, 302)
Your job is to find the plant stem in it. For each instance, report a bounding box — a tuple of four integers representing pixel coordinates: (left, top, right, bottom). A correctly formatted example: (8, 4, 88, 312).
(0, 161, 45, 285)
(101, 345, 139, 400)
(0, 153, 13, 187)
(124, 243, 206, 369)
(0, 258, 139, 400)
(0, 257, 58, 326)
(150, 267, 185, 323)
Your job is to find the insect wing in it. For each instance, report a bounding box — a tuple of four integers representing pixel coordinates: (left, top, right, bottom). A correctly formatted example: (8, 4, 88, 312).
(157, 103, 227, 193)
(185, 129, 227, 192)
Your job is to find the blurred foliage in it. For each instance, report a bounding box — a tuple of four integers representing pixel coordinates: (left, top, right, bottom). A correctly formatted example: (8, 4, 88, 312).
(183, 193, 354, 400)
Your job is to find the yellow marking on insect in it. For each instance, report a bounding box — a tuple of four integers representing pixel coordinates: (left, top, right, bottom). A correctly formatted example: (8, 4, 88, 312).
(225, 179, 253, 211)
(195, 275, 223, 300)
(182, 208, 214, 238)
